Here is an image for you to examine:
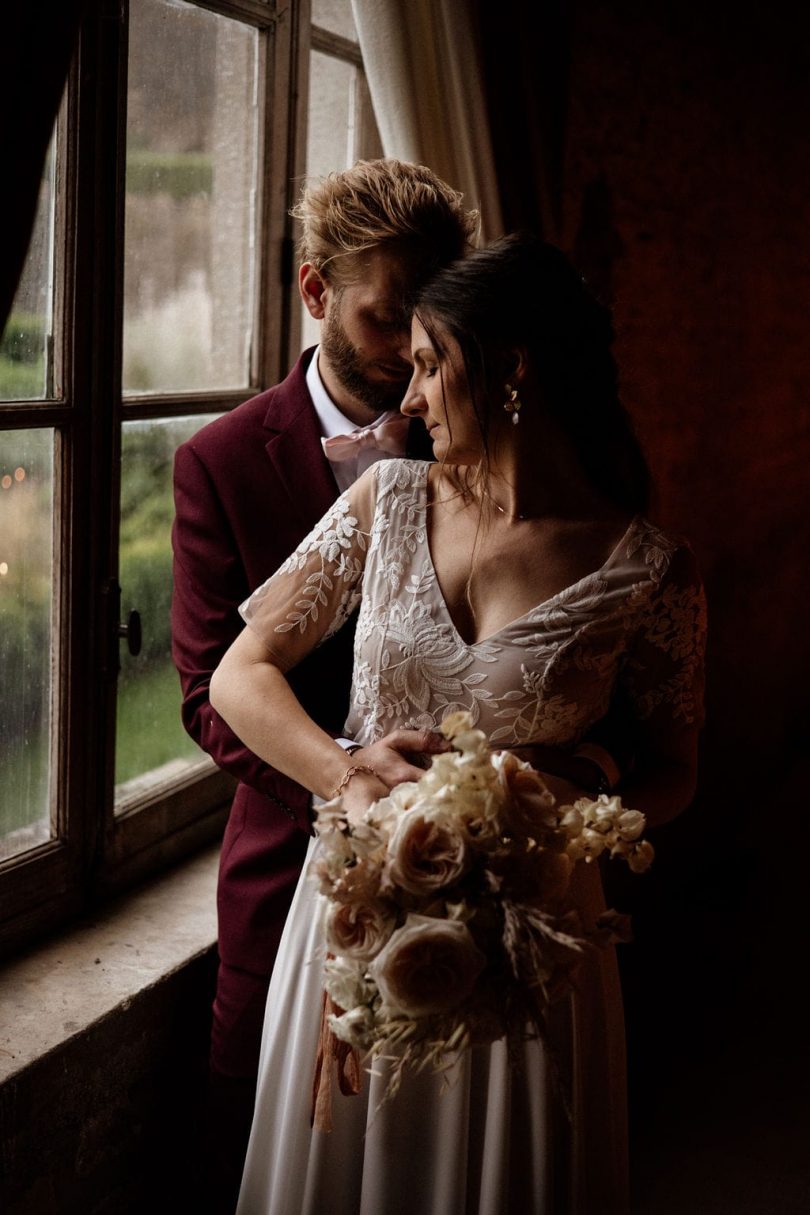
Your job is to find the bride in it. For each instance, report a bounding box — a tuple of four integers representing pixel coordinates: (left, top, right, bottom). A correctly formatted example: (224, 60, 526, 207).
(210, 233, 706, 1215)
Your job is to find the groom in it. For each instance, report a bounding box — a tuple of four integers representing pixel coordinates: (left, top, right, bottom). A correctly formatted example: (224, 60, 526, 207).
(171, 159, 479, 1210)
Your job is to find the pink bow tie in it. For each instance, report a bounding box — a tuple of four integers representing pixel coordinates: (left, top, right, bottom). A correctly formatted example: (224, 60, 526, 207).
(321, 412, 410, 463)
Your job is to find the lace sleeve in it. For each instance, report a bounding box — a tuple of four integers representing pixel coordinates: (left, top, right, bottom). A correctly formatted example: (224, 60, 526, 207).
(621, 543, 708, 731)
(238, 466, 378, 673)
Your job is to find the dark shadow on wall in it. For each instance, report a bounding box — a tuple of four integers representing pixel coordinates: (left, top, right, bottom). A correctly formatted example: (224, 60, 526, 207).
(0, 951, 216, 1215)
(572, 174, 626, 307)
(552, 1, 810, 1209)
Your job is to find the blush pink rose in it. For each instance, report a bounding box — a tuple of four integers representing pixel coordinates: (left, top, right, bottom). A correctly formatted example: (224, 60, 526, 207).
(494, 752, 556, 837)
(385, 810, 469, 896)
(325, 900, 397, 962)
(369, 914, 486, 1017)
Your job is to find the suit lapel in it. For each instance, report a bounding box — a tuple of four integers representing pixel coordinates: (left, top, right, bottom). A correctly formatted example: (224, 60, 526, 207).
(263, 351, 339, 531)
(264, 352, 434, 532)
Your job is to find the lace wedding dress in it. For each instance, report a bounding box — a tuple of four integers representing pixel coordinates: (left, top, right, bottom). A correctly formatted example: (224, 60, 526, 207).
(235, 459, 706, 1215)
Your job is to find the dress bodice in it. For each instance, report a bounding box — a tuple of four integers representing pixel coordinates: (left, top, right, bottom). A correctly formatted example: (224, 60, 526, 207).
(240, 459, 706, 751)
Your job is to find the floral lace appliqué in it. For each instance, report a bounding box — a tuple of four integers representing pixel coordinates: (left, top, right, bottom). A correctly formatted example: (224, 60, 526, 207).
(241, 461, 706, 749)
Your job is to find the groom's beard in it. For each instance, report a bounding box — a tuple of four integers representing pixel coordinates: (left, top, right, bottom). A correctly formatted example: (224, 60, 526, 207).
(321, 303, 411, 415)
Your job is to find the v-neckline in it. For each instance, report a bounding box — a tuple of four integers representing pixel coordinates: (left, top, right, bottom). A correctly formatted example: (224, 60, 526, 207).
(417, 465, 639, 650)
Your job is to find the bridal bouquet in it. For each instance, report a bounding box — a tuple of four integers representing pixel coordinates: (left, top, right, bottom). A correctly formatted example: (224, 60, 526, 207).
(313, 711, 653, 1099)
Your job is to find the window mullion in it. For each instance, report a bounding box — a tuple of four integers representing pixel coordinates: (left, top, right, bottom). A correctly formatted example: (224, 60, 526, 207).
(68, 0, 129, 898)
(0, 1, 128, 955)
(105, 0, 267, 885)
(254, 0, 308, 385)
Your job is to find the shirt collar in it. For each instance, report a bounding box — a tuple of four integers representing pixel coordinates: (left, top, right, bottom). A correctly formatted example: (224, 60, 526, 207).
(306, 346, 361, 439)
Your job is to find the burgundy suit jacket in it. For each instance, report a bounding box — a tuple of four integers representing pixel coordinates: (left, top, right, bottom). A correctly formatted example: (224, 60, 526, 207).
(172, 350, 430, 975)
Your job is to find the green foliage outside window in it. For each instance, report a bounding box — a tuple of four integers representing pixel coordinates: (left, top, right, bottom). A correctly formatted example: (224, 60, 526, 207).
(115, 420, 207, 787)
(0, 312, 46, 400)
(1, 422, 199, 809)
(126, 150, 213, 201)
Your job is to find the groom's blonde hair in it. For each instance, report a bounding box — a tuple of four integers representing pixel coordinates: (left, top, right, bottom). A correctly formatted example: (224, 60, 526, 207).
(291, 158, 478, 285)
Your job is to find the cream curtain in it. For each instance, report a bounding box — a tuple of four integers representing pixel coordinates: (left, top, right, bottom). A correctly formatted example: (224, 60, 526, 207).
(350, 0, 504, 243)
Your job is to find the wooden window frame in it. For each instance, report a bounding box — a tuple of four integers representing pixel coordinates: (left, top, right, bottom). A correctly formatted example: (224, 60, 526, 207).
(0, 0, 315, 956)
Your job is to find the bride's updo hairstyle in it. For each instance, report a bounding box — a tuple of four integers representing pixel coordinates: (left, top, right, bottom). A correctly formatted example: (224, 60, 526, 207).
(414, 232, 651, 516)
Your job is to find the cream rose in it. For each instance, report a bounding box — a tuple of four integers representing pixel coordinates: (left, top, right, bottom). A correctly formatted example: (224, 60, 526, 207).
(329, 1004, 375, 1048)
(385, 809, 469, 896)
(323, 955, 375, 1012)
(369, 914, 486, 1017)
(492, 751, 556, 837)
(325, 899, 397, 961)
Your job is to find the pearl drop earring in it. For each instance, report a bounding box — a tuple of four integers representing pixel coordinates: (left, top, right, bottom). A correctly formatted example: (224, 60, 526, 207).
(504, 383, 522, 425)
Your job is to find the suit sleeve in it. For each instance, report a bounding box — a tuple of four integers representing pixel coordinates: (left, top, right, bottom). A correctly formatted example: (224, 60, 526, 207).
(171, 441, 311, 830)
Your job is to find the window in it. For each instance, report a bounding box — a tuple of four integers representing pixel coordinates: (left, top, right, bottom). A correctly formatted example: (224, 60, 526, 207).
(302, 0, 383, 348)
(0, 0, 380, 953)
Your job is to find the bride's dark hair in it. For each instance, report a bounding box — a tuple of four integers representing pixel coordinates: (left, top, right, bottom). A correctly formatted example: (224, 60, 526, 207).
(414, 232, 651, 516)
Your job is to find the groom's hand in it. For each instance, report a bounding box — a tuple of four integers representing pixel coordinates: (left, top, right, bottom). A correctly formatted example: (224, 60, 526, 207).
(509, 744, 612, 803)
(349, 729, 451, 790)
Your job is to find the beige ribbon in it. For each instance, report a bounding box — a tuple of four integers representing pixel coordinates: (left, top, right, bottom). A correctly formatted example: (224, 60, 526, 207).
(311, 986, 363, 1132)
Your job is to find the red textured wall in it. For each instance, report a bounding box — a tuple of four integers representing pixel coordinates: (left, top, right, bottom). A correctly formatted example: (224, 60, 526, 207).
(553, 0, 810, 1182)
(562, 0, 809, 765)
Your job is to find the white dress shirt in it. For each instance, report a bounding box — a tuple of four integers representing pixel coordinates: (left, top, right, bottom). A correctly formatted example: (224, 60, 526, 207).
(306, 347, 404, 493)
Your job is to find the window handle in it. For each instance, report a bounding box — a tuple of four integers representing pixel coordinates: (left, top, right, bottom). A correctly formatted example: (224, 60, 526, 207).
(118, 609, 142, 657)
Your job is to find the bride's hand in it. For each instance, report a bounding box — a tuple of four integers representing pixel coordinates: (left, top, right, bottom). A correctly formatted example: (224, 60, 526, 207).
(347, 729, 451, 790)
(340, 770, 392, 826)
(338, 729, 451, 826)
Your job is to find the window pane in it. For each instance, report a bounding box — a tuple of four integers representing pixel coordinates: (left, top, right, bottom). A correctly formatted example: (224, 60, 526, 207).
(308, 51, 357, 180)
(123, 0, 259, 394)
(0, 431, 54, 860)
(0, 145, 55, 402)
(312, 0, 358, 40)
(114, 415, 219, 807)
(301, 52, 382, 349)
(301, 51, 358, 350)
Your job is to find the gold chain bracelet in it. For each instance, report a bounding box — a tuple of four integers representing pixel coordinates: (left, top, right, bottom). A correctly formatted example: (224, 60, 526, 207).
(331, 763, 376, 800)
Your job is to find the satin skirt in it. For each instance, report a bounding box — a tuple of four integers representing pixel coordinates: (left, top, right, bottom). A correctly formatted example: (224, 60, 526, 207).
(236, 839, 628, 1215)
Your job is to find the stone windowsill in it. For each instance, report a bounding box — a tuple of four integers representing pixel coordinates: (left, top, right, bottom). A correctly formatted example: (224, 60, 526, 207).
(0, 844, 219, 1087)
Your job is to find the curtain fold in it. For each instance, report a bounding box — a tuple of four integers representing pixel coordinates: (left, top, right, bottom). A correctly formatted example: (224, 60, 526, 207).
(475, 0, 570, 241)
(351, 0, 504, 243)
(352, 0, 570, 247)
(0, 3, 86, 334)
